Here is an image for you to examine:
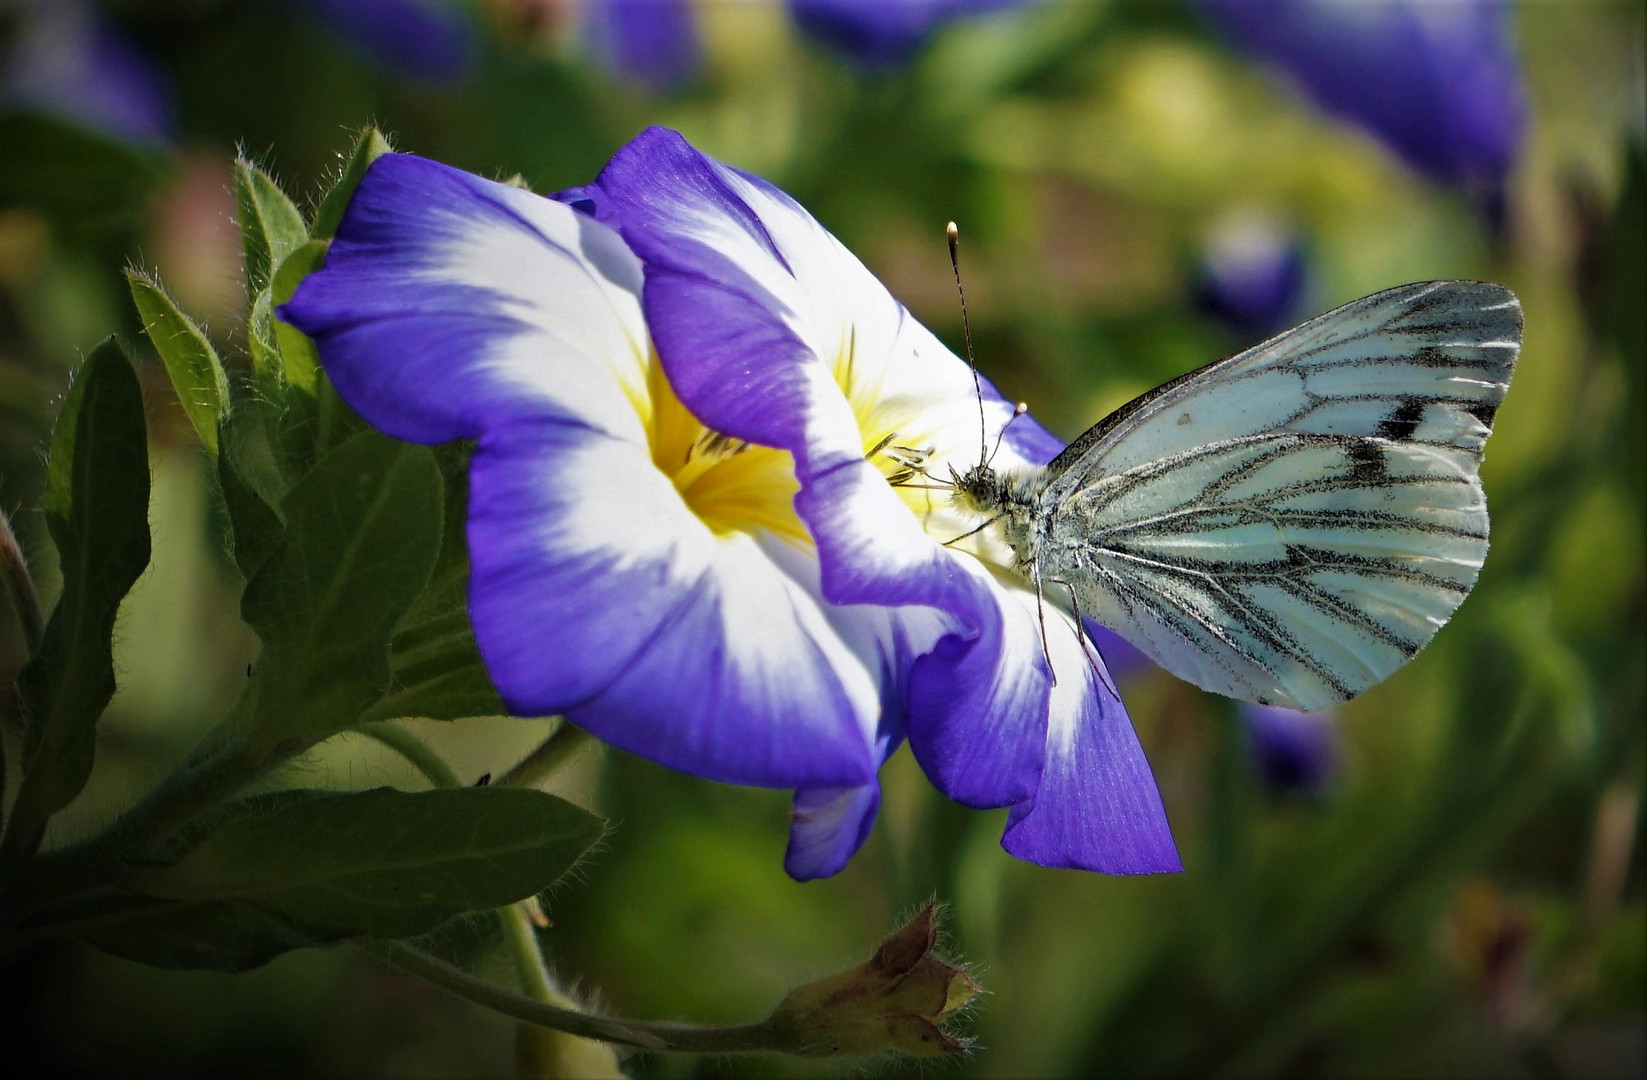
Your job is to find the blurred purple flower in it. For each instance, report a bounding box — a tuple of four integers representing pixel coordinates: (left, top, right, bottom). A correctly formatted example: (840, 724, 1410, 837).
(1198, 0, 1527, 192)
(790, 0, 1039, 67)
(281, 126, 1180, 882)
(584, 0, 701, 93)
(1193, 212, 1307, 340)
(1242, 703, 1339, 798)
(294, 0, 476, 83)
(0, 0, 173, 144)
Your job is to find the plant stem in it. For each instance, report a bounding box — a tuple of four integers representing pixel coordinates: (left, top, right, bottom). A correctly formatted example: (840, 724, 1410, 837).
(7, 697, 271, 919)
(500, 902, 559, 1004)
(350, 721, 463, 790)
(0, 506, 42, 656)
(358, 939, 787, 1055)
(497, 721, 594, 789)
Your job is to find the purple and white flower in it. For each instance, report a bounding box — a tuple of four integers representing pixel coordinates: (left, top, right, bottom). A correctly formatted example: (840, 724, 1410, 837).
(790, 0, 1040, 67)
(1242, 704, 1339, 798)
(1193, 211, 1307, 341)
(1198, 0, 1527, 194)
(295, 0, 476, 83)
(582, 0, 702, 93)
(280, 126, 1178, 880)
(0, 0, 174, 145)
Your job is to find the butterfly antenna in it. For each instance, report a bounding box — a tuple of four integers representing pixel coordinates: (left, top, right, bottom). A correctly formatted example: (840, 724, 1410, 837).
(987, 401, 1028, 466)
(948, 221, 987, 466)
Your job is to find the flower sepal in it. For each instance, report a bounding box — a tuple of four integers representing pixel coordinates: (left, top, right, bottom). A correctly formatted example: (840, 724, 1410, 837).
(764, 904, 977, 1057)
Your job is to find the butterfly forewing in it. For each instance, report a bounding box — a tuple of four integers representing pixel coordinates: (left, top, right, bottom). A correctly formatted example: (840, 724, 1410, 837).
(1043, 281, 1520, 710)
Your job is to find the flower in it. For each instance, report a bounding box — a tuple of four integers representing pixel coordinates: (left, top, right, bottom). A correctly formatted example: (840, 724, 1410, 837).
(582, 0, 701, 93)
(790, 0, 1040, 67)
(280, 126, 1178, 880)
(0, 0, 173, 144)
(1241, 703, 1339, 798)
(294, 0, 477, 83)
(1197, 0, 1527, 194)
(1193, 211, 1307, 341)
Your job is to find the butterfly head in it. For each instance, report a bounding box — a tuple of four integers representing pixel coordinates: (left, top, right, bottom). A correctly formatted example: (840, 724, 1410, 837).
(950, 462, 1012, 515)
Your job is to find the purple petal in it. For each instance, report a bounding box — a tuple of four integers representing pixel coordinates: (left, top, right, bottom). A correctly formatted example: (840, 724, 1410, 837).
(588, 126, 1055, 809)
(294, 0, 477, 83)
(585, 0, 701, 92)
(467, 426, 879, 789)
(282, 153, 652, 447)
(1002, 601, 1181, 873)
(787, 782, 883, 881)
(790, 0, 1039, 67)
(0, 0, 174, 145)
(1194, 213, 1307, 340)
(282, 153, 884, 791)
(1198, 0, 1526, 189)
(903, 561, 1052, 807)
(1085, 621, 1156, 683)
(1242, 704, 1339, 798)
(783, 598, 954, 879)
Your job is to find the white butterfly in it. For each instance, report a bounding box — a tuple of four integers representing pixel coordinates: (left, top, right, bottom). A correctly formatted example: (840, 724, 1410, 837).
(953, 280, 1521, 711)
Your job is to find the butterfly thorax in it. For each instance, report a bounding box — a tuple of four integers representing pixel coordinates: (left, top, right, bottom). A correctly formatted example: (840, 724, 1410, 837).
(951, 462, 1045, 567)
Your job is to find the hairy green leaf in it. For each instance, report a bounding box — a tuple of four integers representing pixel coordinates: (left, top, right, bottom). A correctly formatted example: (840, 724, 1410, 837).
(217, 420, 284, 581)
(58, 891, 355, 973)
(132, 787, 604, 938)
(247, 288, 285, 401)
(241, 433, 442, 753)
(0, 341, 150, 864)
(362, 450, 504, 722)
(311, 127, 392, 240)
(270, 240, 329, 397)
(126, 270, 229, 456)
(235, 159, 308, 299)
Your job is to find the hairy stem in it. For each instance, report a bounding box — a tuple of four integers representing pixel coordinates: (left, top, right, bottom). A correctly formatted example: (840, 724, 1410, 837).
(358, 939, 787, 1055)
(6, 694, 273, 920)
(498, 721, 594, 789)
(350, 721, 463, 790)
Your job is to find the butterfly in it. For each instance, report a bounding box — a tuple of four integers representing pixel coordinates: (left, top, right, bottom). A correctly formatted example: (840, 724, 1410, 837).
(950, 279, 1521, 710)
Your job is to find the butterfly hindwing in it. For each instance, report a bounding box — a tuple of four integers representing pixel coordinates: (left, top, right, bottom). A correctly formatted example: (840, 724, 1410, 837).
(1041, 281, 1520, 710)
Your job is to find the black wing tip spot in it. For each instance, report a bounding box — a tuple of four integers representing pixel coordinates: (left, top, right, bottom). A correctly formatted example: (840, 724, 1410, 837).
(1376, 398, 1427, 442)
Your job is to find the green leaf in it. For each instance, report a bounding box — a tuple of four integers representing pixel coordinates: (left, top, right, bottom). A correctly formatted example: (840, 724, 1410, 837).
(247, 288, 286, 406)
(217, 419, 284, 580)
(270, 240, 329, 397)
(59, 891, 355, 973)
(0, 341, 150, 864)
(363, 449, 505, 722)
(131, 787, 605, 938)
(125, 270, 229, 457)
(234, 159, 309, 300)
(312, 127, 392, 241)
(245, 288, 311, 489)
(241, 432, 442, 754)
(362, 564, 505, 722)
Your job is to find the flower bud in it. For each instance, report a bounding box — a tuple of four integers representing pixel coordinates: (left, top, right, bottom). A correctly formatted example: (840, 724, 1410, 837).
(766, 904, 978, 1057)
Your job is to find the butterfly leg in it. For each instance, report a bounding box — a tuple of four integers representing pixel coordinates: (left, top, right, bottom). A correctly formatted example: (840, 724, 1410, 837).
(941, 513, 1005, 549)
(1054, 577, 1122, 704)
(1031, 557, 1058, 687)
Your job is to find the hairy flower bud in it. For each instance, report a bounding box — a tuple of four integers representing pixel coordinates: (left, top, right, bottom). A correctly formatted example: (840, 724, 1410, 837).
(766, 904, 978, 1057)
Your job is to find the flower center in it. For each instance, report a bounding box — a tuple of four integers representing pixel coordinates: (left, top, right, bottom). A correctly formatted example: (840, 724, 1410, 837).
(638, 351, 809, 545)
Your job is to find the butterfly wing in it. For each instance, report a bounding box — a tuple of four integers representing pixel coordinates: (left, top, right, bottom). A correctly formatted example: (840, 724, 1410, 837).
(1041, 281, 1520, 710)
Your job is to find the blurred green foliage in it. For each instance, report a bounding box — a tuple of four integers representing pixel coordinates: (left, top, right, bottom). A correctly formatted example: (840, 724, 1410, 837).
(0, 2, 1641, 1077)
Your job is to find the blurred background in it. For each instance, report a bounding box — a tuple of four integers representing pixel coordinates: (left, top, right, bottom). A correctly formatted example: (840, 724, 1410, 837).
(0, 1, 1641, 1076)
